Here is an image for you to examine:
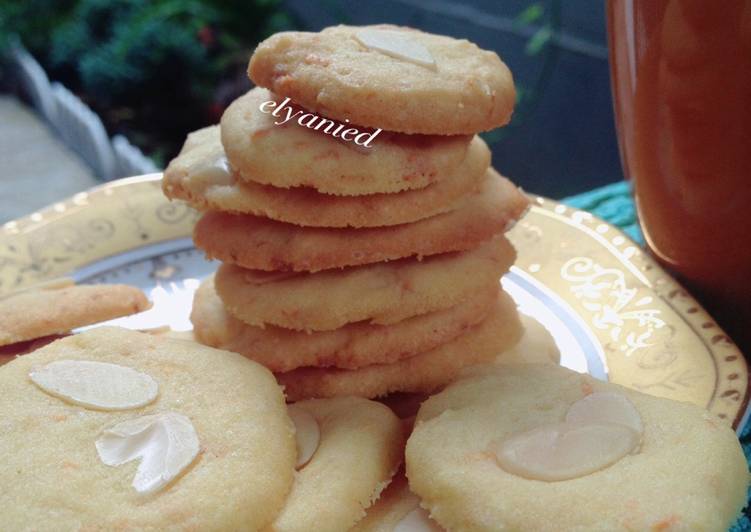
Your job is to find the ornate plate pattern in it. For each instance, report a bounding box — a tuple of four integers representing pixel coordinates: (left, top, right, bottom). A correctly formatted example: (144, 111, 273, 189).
(1, 174, 748, 429)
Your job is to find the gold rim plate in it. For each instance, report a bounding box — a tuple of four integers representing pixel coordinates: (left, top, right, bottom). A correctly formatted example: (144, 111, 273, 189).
(1, 174, 748, 428)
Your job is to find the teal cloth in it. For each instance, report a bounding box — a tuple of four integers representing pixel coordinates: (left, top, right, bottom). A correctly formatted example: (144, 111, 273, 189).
(562, 180, 644, 245)
(563, 181, 750, 530)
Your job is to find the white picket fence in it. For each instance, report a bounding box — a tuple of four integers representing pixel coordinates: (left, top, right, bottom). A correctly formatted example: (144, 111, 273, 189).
(10, 44, 160, 180)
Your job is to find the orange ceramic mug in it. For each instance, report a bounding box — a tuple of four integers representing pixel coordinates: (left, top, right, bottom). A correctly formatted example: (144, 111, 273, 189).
(608, 0, 751, 353)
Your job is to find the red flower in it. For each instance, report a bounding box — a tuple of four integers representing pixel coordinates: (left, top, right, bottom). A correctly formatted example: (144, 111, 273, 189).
(198, 26, 215, 47)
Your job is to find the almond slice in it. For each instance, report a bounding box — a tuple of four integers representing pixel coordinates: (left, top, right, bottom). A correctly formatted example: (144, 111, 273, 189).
(495, 422, 640, 482)
(565, 392, 643, 435)
(95, 412, 200, 495)
(354, 29, 437, 70)
(29, 360, 158, 411)
(288, 405, 320, 469)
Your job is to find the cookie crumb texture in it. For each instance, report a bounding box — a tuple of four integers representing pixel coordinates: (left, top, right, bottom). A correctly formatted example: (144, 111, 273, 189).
(249, 25, 516, 135)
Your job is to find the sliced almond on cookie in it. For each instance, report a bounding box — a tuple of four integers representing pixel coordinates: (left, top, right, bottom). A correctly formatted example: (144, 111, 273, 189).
(29, 360, 158, 410)
(95, 411, 200, 494)
(565, 391, 643, 436)
(354, 29, 437, 70)
(288, 404, 320, 469)
(494, 422, 640, 482)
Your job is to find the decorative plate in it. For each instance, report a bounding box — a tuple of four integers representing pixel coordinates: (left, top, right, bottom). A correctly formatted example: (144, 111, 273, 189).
(1, 174, 748, 430)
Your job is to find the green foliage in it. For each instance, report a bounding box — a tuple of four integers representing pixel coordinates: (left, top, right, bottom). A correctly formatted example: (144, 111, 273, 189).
(481, 1, 560, 146)
(51, 1, 212, 104)
(512, 2, 554, 56)
(513, 3, 544, 27)
(525, 25, 553, 56)
(0, 0, 77, 57)
(0, 0, 294, 164)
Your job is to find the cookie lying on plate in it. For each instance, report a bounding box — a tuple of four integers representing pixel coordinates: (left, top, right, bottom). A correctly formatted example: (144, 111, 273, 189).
(406, 364, 748, 531)
(0, 279, 150, 347)
(214, 235, 515, 331)
(192, 276, 495, 372)
(271, 397, 403, 531)
(248, 24, 515, 135)
(221, 87, 474, 196)
(163, 125, 489, 228)
(0, 326, 296, 530)
(193, 169, 528, 272)
(277, 290, 522, 401)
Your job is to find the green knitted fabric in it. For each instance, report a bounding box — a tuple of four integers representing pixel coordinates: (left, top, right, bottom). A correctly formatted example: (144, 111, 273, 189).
(563, 181, 750, 530)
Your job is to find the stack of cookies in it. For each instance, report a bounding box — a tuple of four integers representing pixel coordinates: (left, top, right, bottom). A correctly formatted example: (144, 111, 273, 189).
(163, 24, 530, 400)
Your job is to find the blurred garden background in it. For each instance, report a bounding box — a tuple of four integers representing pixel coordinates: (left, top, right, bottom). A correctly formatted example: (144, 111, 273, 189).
(0, 0, 623, 220)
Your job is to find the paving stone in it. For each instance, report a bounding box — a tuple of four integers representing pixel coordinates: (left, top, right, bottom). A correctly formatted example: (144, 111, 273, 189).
(0, 95, 98, 223)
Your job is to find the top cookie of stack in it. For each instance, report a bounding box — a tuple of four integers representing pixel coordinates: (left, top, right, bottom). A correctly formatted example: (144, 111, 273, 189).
(249, 24, 515, 136)
(163, 24, 528, 400)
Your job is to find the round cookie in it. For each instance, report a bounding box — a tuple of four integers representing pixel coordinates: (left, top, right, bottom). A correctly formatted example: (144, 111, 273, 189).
(276, 290, 523, 401)
(214, 235, 515, 331)
(0, 280, 150, 347)
(406, 364, 749, 531)
(191, 276, 496, 371)
(163, 125, 490, 228)
(193, 170, 528, 272)
(248, 24, 515, 135)
(271, 397, 403, 531)
(0, 326, 296, 530)
(221, 87, 475, 196)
